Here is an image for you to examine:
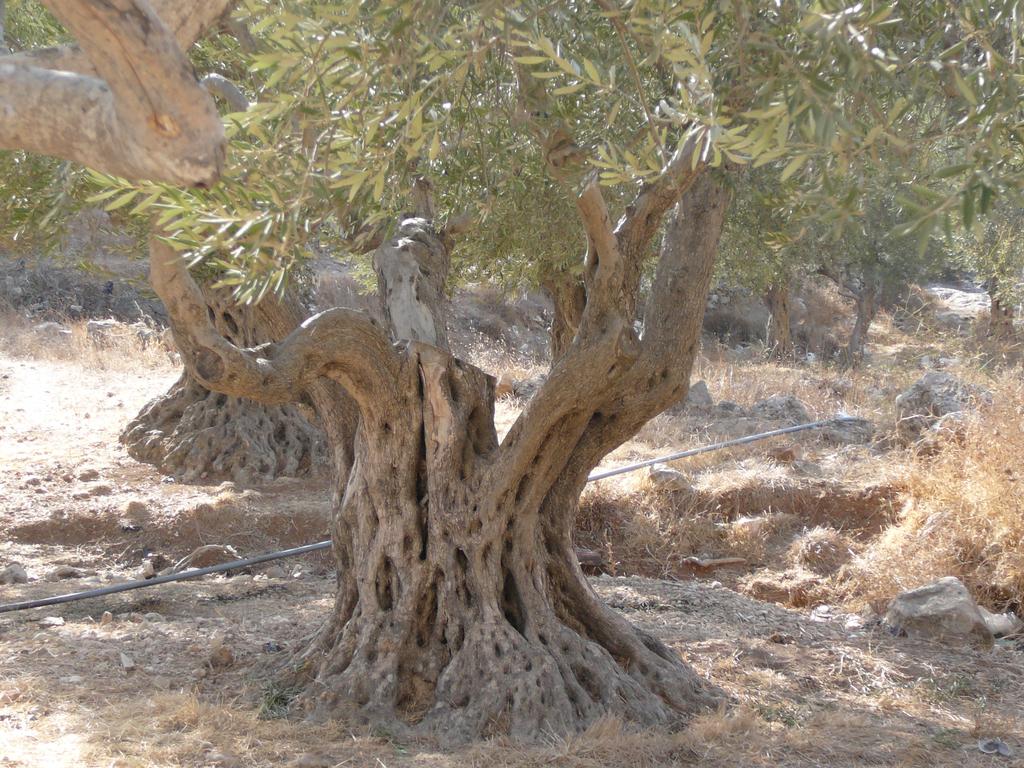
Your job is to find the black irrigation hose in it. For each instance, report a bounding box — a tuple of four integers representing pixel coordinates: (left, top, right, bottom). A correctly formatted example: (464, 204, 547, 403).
(0, 541, 331, 614)
(0, 416, 861, 615)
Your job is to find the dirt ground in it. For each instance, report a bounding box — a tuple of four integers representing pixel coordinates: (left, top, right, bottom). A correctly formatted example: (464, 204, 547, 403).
(2, 334, 1023, 766)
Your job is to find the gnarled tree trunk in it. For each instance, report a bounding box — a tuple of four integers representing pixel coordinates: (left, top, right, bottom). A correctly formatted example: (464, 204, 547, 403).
(842, 281, 879, 366)
(987, 277, 1018, 342)
(7, 2, 729, 743)
(121, 285, 329, 484)
(151, 157, 729, 742)
(764, 282, 794, 359)
(542, 267, 586, 363)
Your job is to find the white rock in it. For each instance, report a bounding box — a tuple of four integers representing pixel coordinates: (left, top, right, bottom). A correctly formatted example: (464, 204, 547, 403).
(33, 321, 71, 339)
(86, 318, 120, 340)
(39, 616, 65, 627)
(647, 463, 692, 492)
(979, 607, 1022, 638)
(884, 576, 993, 648)
(120, 652, 136, 672)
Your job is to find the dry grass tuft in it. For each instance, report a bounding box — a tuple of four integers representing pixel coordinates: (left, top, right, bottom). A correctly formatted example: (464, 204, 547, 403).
(576, 484, 722, 578)
(786, 526, 854, 575)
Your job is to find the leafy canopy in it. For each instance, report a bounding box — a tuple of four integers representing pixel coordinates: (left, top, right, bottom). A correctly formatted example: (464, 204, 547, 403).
(3, 1, 1022, 302)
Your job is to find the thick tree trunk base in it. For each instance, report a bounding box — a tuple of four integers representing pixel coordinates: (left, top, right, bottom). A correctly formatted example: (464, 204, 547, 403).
(284, 349, 717, 745)
(146, 171, 729, 745)
(297, 581, 715, 744)
(121, 372, 326, 484)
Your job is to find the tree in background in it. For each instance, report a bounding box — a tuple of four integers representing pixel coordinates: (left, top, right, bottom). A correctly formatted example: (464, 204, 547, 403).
(716, 171, 816, 359)
(815, 177, 948, 365)
(952, 202, 1024, 343)
(4, 0, 1024, 743)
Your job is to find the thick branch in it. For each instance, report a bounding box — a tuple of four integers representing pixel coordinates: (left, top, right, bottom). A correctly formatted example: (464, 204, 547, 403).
(493, 308, 638, 494)
(2, 0, 233, 76)
(493, 145, 709, 487)
(0, 0, 227, 186)
(576, 178, 625, 316)
(501, 173, 729, 512)
(575, 172, 730, 471)
(202, 73, 249, 112)
(374, 181, 452, 348)
(613, 131, 705, 299)
(149, 234, 402, 418)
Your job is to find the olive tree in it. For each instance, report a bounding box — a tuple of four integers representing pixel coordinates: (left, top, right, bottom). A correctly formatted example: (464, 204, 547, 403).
(952, 202, 1024, 342)
(5, 0, 1024, 745)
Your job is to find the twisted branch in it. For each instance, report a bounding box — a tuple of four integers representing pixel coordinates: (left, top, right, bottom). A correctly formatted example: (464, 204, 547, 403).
(149, 233, 403, 419)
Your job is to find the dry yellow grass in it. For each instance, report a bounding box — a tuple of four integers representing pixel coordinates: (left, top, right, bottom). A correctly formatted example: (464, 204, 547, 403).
(0, 305, 175, 373)
(840, 371, 1024, 611)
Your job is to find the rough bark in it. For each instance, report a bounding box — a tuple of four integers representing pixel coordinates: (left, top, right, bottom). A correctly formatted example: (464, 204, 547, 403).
(148, 148, 727, 744)
(987, 278, 1018, 342)
(372, 181, 451, 348)
(542, 268, 586, 364)
(0, 0, 229, 186)
(121, 286, 330, 484)
(764, 282, 794, 359)
(3, 0, 232, 75)
(843, 283, 878, 366)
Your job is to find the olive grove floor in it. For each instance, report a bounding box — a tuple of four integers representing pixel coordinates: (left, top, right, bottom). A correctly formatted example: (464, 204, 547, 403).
(1, 318, 1022, 767)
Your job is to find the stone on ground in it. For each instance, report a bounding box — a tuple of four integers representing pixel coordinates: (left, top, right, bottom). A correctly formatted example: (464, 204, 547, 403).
(0, 563, 29, 585)
(685, 380, 714, 409)
(884, 576, 993, 648)
(894, 372, 991, 442)
(647, 463, 692, 492)
(750, 395, 811, 424)
(978, 607, 1022, 638)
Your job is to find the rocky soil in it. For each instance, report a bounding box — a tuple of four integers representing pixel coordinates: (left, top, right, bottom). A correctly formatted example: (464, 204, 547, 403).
(2, 329, 1023, 766)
